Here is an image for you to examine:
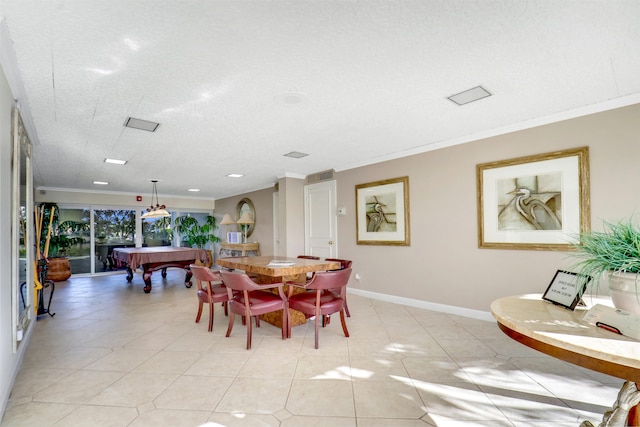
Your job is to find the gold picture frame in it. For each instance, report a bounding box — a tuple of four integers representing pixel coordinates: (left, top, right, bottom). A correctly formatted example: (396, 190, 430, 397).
(477, 147, 590, 250)
(356, 176, 410, 246)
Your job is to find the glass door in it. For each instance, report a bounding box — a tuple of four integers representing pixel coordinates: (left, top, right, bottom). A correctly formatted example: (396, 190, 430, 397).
(94, 209, 136, 271)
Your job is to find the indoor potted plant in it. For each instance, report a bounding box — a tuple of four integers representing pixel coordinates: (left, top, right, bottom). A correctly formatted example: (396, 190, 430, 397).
(174, 214, 220, 267)
(37, 202, 86, 281)
(572, 218, 640, 313)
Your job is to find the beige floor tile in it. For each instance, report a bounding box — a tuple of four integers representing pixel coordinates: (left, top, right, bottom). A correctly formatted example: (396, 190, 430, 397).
(352, 380, 425, 419)
(33, 370, 125, 404)
(215, 377, 290, 414)
(87, 372, 178, 407)
(207, 412, 280, 426)
(348, 355, 409, 381)
(8, 366, 75, 400)
(281, 415, 356, 426)
(183, 349, 251, 377)
(153, 375, 233, 411)
(53, 404, 138, 427)
(402, 357, 471, 383)
(1, 401, 79, 427)
(84, 348, 156, 372)
(286, 379, 354, 417)
(132, 350, 202, 375)
(294, 355, 351, 380)
(413, 379, 507, 421)
(127, 408, 211, 427)
(1, 273, 625, 427)
(237, 353, 298, 379)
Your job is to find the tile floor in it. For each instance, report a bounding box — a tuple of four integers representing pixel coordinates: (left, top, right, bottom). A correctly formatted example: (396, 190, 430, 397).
(1, 269, 624, 426)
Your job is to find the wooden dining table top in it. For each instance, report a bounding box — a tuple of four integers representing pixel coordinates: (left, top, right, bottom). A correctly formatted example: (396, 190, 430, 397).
(216, 256, 340, 278)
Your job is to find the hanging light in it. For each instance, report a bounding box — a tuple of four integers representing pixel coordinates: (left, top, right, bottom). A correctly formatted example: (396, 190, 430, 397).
(141, 180, 170, 218)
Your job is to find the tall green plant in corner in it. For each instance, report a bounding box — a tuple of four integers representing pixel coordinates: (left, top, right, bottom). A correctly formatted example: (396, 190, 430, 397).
(174, 215, 220, 249)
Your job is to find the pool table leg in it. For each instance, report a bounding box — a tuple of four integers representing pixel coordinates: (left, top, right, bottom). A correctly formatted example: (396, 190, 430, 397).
(142, 266, 153, 293)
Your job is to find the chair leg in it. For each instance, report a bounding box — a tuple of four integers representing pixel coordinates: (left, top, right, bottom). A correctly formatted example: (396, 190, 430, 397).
(314, 311, 320, 349)
(195, 301, 203, 323)
(344, 298, 351, 317)
(208, 303, 214, 332)
(223, 301, 228, 316)
(246, 316, 253, 350)
(226, 312, 235, 338)
(339, 309, 350, 338)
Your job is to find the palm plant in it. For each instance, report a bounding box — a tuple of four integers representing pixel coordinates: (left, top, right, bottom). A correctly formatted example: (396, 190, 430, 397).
(573, 219, 640, 280)
(173, 215, 220, 249)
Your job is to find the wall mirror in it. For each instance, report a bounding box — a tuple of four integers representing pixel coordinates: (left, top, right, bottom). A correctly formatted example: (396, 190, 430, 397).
(236, 198, 255, 238)
(12, 107, 33, 351)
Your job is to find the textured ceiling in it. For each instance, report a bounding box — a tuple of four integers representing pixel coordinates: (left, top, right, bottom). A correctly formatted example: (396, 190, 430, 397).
(1, 1, 640, 200)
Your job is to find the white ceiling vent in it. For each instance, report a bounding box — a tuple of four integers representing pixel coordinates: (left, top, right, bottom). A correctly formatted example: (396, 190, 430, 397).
(284, 151, 309, 159)
(124, 117, 160, 132)
(447, 86, 492, 106)
(307, 169, 335, 184)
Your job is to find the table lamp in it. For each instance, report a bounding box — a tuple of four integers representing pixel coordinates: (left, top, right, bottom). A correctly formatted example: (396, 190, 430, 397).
(220, 213, 235, 242)
(236, 212, 254, 244)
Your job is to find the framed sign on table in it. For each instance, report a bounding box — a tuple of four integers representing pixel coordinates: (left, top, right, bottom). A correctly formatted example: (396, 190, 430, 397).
(542, 269, 591, 310)
(477, 146, 590, 251)
(356, 176, 410, 246)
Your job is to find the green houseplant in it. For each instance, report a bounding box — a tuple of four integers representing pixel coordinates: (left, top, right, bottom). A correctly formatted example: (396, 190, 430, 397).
(174, 214, 220, 267)
(37, 202, 88, 281)
(572, 218, 640, 313)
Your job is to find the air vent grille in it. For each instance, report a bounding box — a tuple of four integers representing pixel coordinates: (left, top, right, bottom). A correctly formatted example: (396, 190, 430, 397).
(307, 169, 335, 184)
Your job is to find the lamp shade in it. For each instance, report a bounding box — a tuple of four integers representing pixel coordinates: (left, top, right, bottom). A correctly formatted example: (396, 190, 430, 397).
(220, 213, 235, 225)
(237, 212, 255, 225)
(141, 208, 170, 219)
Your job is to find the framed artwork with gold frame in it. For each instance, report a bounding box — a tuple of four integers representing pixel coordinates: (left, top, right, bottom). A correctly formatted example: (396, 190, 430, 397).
(356, 176, 410, 246)
(477, 147, 590, 250)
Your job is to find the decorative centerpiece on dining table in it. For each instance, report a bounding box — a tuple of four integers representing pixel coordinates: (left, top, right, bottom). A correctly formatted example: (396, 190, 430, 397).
(572, 218, 640, 314)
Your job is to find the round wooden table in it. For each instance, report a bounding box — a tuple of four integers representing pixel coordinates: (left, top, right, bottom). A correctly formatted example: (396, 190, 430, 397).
(491, 294, 640, 426)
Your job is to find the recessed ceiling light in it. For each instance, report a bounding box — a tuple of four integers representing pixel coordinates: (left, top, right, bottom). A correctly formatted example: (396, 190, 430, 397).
(187, 188, 200, 192)
(447, 86, 492, 106)
(284, 151, 309, 159)
(124, 117, 160, 132)
(93, 181, 109, 185)
(104, 158, 127, 165)
(226, 173, 244, 178)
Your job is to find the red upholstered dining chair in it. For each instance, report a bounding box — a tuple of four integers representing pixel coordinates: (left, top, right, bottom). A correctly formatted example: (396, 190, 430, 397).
(324, 258, 353, 318)
(190, 264, 229, 332)
(220, 270, 289, 350)
(287, 267, 352, 349)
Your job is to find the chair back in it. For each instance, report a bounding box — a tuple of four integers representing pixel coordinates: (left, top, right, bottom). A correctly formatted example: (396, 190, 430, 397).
(297, 255, 320, 260)
(190, 264, 222, 290)
(306, 268, 351, 291)
(220, 270, 262, 292)
(325, 258, 352, 269)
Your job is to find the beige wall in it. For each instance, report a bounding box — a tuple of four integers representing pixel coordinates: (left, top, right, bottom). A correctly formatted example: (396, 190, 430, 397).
(213, 186, 275, 255)
(212, 105, 640, 313)
(336, 104, 640, 311)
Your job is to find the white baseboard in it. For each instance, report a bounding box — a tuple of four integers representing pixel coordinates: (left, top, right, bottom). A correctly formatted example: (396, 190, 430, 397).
(348, 288, 494, 322)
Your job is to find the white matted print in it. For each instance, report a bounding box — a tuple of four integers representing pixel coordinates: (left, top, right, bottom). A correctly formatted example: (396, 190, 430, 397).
(356, 176, 410, 246)
(477, 147, 590, 250)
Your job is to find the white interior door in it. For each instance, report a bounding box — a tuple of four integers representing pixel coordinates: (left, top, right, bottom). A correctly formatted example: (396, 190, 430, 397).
(304, 180, 337, 258)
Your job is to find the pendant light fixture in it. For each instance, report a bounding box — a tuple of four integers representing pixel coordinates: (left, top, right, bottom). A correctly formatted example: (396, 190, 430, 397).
(141, 180, 170, 218)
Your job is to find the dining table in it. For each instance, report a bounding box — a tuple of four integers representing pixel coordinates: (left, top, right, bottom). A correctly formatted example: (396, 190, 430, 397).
(491, 294, 640, 426)
(216, 256, 341, 327)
